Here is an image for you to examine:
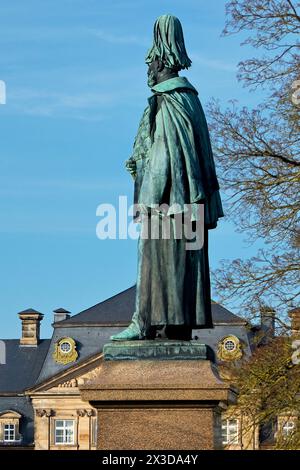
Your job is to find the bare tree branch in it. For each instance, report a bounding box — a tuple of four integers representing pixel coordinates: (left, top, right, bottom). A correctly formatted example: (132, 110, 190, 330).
(208, 1, 300, 321)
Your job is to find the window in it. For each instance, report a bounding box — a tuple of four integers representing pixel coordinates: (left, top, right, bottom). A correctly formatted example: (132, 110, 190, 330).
(222, 418, 239, 445)
(4, 424, 15, 442)
(0, 411, 21, 444)
(92, 418, 97, 447)
(59, 341, 71, 353)
(224, 340, 236, 351)
(282, 420, 295, 437)
(54, 420, 75, 445)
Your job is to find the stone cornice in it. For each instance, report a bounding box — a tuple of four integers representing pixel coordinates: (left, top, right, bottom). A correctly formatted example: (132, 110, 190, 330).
(26, 352, 104, 394)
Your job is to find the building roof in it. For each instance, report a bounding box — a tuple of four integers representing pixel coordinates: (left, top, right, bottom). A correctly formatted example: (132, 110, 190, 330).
(56, 286, 246, 327)
(210, 301, 247, 325)
(18, 308, 43, 315)
(53, 308, 71, 314)
(0, 339, 51, 393)
(0, 287, 246, 392)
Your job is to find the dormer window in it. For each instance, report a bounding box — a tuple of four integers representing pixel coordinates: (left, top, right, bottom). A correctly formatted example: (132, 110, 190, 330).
(0, 410, 22, 444)
(4, 424, 16, 442)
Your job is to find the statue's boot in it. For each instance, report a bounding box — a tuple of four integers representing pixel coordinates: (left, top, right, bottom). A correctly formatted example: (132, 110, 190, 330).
(110, 312, 144, 341)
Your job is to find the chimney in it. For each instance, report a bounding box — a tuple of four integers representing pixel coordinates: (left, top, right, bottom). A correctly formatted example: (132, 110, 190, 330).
(260, 306, 275, 341)
(18, 308, 43, 346)
(289, 307, 300, 336)
(53, 308, 70, 323)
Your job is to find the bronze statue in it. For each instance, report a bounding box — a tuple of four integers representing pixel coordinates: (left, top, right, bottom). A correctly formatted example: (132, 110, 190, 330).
(111, 15, 223, 341)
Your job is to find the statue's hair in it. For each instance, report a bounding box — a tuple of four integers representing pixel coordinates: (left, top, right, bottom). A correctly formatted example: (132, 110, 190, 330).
(145, 15, 192, 70)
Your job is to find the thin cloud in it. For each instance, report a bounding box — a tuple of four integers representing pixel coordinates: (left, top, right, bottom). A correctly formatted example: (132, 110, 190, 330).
(10, 89, 117, 107)
(6, 87, 144, 120)
(0, 178, 130, 197)
(0, 25, 149, 45)
(89, 28, 149, 47)
(191, 52, 237, 72)
(0, 223, 94, 235)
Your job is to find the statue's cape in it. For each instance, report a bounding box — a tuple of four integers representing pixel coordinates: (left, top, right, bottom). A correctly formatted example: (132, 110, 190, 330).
(130, 76, 224, 229)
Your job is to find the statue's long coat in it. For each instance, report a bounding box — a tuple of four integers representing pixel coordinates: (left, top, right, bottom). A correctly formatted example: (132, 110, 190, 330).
(129, 77, 223, 331)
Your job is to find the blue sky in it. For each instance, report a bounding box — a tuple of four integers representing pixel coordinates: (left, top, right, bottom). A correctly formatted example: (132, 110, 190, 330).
(0, 0, 263, 338)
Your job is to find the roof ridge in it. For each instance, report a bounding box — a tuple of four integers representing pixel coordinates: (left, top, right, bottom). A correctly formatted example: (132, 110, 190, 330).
(53, 286, 247, 327)
(57, 285, 136, 324)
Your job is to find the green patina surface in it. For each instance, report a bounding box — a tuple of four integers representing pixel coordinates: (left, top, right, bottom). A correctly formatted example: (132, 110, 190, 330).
(104, 341, 208, 361)
(111, 15, 223, 342)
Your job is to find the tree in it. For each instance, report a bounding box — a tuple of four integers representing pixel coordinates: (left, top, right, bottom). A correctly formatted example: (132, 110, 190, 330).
(220, 337, 300, 449)
(208, 0, 300, 323)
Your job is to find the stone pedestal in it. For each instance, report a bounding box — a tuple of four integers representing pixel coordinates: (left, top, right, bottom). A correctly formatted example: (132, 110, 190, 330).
(80, 341, 236, 450)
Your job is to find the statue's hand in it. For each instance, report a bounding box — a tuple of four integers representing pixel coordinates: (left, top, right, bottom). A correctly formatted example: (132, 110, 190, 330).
(125, 158, 137, 180)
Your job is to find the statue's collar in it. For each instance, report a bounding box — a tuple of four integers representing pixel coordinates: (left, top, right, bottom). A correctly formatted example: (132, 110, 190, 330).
(151, 76, 198, 94)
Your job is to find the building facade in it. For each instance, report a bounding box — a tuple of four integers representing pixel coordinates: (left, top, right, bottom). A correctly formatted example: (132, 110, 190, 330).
(0, 286, 298, 450)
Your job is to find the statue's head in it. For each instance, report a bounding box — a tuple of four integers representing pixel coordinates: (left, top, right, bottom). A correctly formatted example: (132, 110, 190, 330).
(146, 15, 192, 87)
